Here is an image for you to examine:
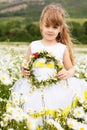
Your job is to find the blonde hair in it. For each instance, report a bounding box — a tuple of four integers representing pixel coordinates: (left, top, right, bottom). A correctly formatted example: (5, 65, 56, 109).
(39, 4, 74, 64)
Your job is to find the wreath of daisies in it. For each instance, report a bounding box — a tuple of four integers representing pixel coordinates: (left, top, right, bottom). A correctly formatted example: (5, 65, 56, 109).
(28, 51, 63, 89)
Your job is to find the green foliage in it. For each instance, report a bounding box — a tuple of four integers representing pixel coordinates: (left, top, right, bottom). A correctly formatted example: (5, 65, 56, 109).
(70, 22, 81, 37)
(0, 18, 87, 44)
(0, 119, 29, 130)
(0, 0, 87, 18)
(0, 84, 12, 120)
(83, 21, 87, 35)
(9, 28, 30, 42)
(68, 21, 87, 44)
(0, 0, 87, 43)
(25, 23, 41, 42)
(0, 101, 6, 120)
(0, 84, 12, 99)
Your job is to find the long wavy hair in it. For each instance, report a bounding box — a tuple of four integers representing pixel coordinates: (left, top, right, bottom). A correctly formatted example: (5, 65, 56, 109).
(39, 3, 74, 65)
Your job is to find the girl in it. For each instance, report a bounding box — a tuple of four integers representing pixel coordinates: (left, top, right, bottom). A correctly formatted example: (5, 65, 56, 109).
(11, 3, 87, 119)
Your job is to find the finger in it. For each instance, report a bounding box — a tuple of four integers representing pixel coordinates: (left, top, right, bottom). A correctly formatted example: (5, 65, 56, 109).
(22, 71, 30, 77)
(58, 76, 67, 80)
(57, 72, 65, 77)
(24, 72, 30, 76)
(57, 74, 67, 79)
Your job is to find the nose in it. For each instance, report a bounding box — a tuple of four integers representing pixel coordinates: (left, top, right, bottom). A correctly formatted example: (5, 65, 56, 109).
(48, 27, 53, 32)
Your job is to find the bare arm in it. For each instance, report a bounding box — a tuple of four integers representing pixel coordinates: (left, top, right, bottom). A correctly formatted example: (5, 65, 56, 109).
(22, 45, 32, 78)
(57, 47, 75, 80)
(25, 45, 32, 62)
(63, 47, 75, 76)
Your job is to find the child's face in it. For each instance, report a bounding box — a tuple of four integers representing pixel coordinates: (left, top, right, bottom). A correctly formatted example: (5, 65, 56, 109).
(41, 23, 61, 42)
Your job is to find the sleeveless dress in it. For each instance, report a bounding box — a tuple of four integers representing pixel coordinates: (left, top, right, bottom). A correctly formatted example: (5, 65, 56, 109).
(10, 40, 87, 114)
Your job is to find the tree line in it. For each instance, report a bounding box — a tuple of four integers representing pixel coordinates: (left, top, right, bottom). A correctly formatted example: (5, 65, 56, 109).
(0, 20, 87, 44)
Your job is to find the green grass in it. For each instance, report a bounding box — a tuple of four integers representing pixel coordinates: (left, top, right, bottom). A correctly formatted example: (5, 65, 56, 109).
(67, 18, 87, 25)
(74, 44, 87, 48)
(0, 17, 87, 25)
(0, 17, 25, 24)
(0, 42, 29, 46)
(0, 42, 87, 47)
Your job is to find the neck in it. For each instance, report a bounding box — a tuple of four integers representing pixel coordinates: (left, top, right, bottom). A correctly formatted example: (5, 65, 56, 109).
(42, 39, 57, 46)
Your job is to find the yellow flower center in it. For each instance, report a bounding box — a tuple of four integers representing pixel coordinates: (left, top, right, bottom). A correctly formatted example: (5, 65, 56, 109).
(21, 98, 25, 102)
(16, 116, 19, 119)
(34, 61, 54, 68)
(7, 115, 11, 120)
(22, 116, 26, 120)
(3, 120, 7, 125)
(15, 100, 19, 104)
(46, 62, 54, 68)
(1, 77, 6, 81)
(69, 123, 74, 127)
(9, 110, 13, 114)
(80, 128, 85, 130)
(37, 62, 44, 67)
(84, 90, 87, 100)
(77, 111, 81, 115)
(17, 109, 21, 112)
(27, 121, 32, 128)
(13, 93, 17, 96)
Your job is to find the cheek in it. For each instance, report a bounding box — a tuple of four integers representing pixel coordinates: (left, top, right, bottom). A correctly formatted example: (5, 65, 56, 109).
(41, 31, 45, 37)
(56, 29, 61, 35)
(58, 26, 62, 33)
(55, 31, 59, 36)
(41, 29, 46, 34)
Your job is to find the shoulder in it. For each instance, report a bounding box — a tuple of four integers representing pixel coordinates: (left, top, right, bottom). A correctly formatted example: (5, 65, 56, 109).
(30, 40, 41, 46)
(30, 40, 42, 53)
(57, 42, 67, 52)
(58, 42, 66, 48)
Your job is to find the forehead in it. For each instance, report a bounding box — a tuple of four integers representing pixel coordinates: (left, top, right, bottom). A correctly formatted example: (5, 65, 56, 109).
(41, 8, 63, 26)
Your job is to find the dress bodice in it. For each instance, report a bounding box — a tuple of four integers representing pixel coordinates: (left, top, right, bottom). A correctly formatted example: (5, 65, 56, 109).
(30, 40, 66, 64)
(30, 40, 66, 81)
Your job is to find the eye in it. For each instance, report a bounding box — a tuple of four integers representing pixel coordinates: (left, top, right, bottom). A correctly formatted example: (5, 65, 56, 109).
(45, 24, 49, 28)
(53, 26, 58, 29)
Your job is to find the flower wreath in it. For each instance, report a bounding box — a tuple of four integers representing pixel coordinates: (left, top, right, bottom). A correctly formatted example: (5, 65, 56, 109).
(28, 51, 63, 89)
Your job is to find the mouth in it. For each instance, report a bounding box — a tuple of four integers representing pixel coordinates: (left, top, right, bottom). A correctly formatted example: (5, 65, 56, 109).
(47, 33, 54, 36)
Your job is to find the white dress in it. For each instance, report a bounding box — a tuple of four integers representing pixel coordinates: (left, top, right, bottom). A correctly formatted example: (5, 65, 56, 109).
(11, 40, 87, 114)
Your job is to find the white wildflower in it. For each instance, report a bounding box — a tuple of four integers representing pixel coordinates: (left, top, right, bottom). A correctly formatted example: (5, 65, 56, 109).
(67, 118, 78, 129)
(73, 107, 85, 118)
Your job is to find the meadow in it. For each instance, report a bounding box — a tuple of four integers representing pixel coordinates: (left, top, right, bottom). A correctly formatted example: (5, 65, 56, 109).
(0, 17, 87, 25)
(0, 43, 87, 129)
(67, 18, 87, 25)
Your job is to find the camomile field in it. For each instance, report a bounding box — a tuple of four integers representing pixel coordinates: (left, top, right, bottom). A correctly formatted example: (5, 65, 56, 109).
(0, 42, 87, 129)
(0, 42, 87, 90)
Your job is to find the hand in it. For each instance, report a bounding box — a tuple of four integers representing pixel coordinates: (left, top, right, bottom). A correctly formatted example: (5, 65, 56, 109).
(21, 67, 30, 78)
(57, 69, 70, 80)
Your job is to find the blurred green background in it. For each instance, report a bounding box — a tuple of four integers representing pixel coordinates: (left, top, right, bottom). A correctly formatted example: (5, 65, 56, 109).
(0, 0, 87, 44)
